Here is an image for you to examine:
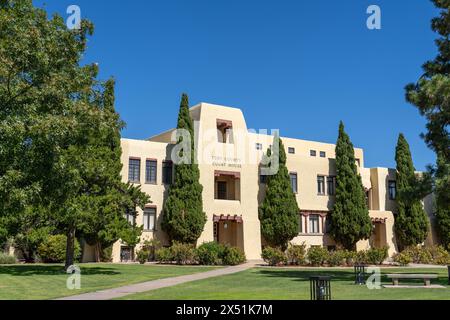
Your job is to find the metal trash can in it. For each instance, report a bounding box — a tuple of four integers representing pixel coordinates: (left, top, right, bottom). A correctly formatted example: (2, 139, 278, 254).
(354, 264, 366, 285)
(310, 275, 332, 300)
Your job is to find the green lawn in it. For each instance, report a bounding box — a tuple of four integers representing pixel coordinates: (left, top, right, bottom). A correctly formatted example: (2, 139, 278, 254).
(120, 267, 450, 300)
(0, 263, 221, 300)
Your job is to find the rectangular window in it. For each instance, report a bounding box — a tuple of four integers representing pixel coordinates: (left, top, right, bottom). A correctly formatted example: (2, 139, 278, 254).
(125, 210, 135, 225)
(288, 147, 295, 154)
(256, 143, 262, 150)
(320, 151, 326, 158)
(260, 174, 268, 184)
(217, 119, 233, 143)
(143, 207, 156, 231)
(162, 161, 173, 185)
(290, 173, 298, 193)
(145, 159, 157, 184)
(327, 176, 336, 196)
(317, 176, 325, 195)
(309, 214, 320, 233)
(217, 181, 227, 200)
(310, 150, 316, 157)
(128, 158, 140, 183)
(355, 158, 361, 166)
(298, 215, 303, 233)
(388, 180, 396, 200)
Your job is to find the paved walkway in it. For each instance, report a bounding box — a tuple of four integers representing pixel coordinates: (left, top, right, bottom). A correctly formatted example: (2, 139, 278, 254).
(58, 261, 258, 300)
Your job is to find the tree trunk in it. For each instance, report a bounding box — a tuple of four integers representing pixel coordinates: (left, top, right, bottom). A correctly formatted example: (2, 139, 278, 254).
(95, 241, 101, 263)
(65, 227, 76, 270)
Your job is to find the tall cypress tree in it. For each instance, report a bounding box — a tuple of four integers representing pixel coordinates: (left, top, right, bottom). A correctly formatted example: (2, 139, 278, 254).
(405, 0, 450, 249)
(394, 134, 429, 250)
(330, 122, 372, 250)
(161, 94, 206, 244)
(259, 132, 299, 250)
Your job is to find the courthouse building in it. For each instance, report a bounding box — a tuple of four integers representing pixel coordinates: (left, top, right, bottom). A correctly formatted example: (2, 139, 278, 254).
(83, 103, 436, 262)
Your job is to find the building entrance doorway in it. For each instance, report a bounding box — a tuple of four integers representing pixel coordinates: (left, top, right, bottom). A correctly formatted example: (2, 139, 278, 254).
(213, 215, 244, 251)
(370, 219, 388, 249)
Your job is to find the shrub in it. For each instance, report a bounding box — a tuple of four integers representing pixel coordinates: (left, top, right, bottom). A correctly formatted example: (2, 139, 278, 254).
(354, 250, 368, 265)
(327, 250, 346, 266)
(427, 245, 450, 265)
(0, 252, 16, 264)
(171, 241, 197, 265)
(261, 247, 287, 266)
(393, 251, 412, 266)
(366, 246, 389, 265)
(37, 235, 81, 263)
(307, 246, 328, 266)
(222, 246, 246, 265)
(101, 246, 113, 262)
(136, 250, 149, 264)
(155, 247, 173, 264)
(286, 243, 306, 265)
(343, 250, 356, 266)
(196, 241, 225, 265)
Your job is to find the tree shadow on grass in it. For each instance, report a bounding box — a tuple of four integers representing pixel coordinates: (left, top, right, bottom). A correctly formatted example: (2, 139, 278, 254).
(256, 268, 449, 287)
(0, 265, 120, 276)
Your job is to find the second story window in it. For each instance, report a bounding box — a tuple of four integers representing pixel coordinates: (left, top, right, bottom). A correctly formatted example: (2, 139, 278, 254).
(310, 150, 316, 157)
(256, 143, 262, 150)
(128, 158, 140, 183)
(309, 214, 320, 233)
(388, 180, 396, 200)
(327, 176, 336, 195)
(125, 210, 135, 225)
(298, 215, 303, 233)
(162, 161, 173, 185)
(290, 172, 298, 193)
(317, 176, 325, 195)
(145, 159, 157, 184)
(355, 158, 361, 166)
(320, 151, 326, 158)
(288, 147, 295, 154)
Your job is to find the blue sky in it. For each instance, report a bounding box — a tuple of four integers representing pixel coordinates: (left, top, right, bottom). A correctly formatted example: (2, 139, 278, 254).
(36, 0, 439, 170)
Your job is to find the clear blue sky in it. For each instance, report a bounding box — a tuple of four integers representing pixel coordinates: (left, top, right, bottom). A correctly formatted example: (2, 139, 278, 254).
(36, 0, 439, 170)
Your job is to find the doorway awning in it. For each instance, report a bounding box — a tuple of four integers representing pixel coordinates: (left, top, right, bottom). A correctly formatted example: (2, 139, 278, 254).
(214, 170, 240, 179)
(213, 214, 243, 223)
(371, 217, 387, 224)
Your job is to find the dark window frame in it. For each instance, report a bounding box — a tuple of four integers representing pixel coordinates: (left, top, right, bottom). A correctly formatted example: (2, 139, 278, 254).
(128, 157, 141, 183)
(309, 214, 320, 234)
(162, 160, 173, 185)
(288, 147, 295, 154)
(143, 206, 156, 231)
(290, 172, 298, 193)
(217, 181, 227, 200)
(327, 176, 336, 196)
(317, 175, 325, 195)
(320, 151, 326, 158)
(310, 150, 317, 157)
(388, 180, 396, 200)
(145, 159, 157, 184)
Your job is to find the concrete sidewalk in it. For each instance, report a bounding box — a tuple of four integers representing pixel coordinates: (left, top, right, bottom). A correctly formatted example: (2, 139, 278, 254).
(57, 261, 258, 300)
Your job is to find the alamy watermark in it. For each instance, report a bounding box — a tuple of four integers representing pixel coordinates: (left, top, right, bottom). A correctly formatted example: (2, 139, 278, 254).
(66, 265, 81, 290)
(66, 5, 81, 30)
(366, 5, 381, 30)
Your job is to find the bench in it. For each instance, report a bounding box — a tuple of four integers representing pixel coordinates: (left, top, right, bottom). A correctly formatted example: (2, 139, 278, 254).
(386, 273, 438, 287)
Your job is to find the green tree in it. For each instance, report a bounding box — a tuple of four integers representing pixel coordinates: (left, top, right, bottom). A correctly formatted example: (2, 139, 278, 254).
(405, 0, 450, 248)
(161, 94, 206, 244)
(394, 134, 429, 249)
(329, 122, 372, 250)
(259, 132, 299, 250)
(0, 0, 149, 268)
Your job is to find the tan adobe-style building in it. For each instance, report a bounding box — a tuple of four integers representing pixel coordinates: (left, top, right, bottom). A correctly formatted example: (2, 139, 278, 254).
(83, 102, 437, 262)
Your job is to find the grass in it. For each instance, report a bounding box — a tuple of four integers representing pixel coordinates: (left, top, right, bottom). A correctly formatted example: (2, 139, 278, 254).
(120, 267, 450, 300)
(0, 263, 221, 300)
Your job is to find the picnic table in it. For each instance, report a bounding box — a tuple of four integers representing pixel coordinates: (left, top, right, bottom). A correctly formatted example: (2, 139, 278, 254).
(386, 273, 438, 286)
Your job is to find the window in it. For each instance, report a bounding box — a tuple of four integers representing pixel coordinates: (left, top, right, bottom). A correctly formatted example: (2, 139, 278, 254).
(145, 159, 157, 184)
(128, 158, 140, 183)
(288, 147, 295, 154)
(143, 207, 156, 231)
(298, 215, 303, 233)
(125, 210, 135, 225)
(216, 119, 233, 143)
(260, 174, 268, 184)
(355, 158, 360, 166)
(327, 176, 336, 195)
(310, 150, 316, 157)
(256, 143, 262, 150)
(320, 151, 326, 158)
(325, 218, 332, 234)
(388, 180, 396, 200)
(317, 176, 325, 195)
(290, 172, 298, 193)
(162, 161, 173, 184)
(217, 181, 227, 200)
(309, 214, 320, 233)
